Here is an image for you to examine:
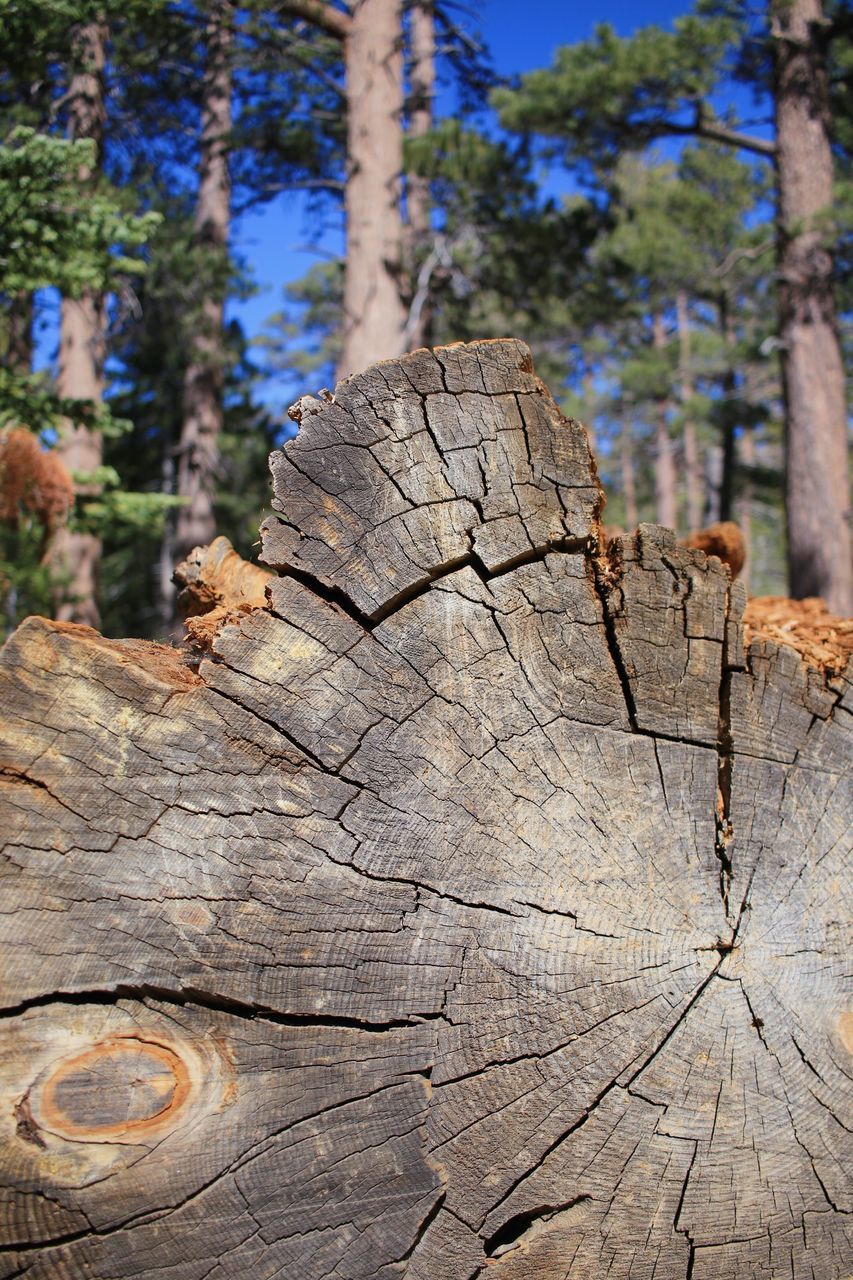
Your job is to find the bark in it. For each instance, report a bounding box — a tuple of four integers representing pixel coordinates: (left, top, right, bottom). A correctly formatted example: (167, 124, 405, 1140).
(173, 0, 233, 577)
(404, 0, 435, 350)
(52, 21, 106, 629)
(771, 0, 852, 614)
(1, 340, 849, 1279)
(652, 311, 677, 532)
(339, 0, 407, 378)
(278, 0, 351, 38)
(676, 290, 702, 532)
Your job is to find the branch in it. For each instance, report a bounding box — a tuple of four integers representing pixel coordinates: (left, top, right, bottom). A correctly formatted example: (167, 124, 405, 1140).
(714, 240, 774, 278)
(403, 234, 452, 347)
(276, 1, 351, 39)
(670, 101, 776, 158)
(233, 177, 345, 215)
(693, 118, 776, 158)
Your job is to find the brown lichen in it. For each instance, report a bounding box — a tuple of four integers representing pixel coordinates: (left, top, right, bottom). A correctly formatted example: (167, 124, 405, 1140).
(0, 428, 74, 554)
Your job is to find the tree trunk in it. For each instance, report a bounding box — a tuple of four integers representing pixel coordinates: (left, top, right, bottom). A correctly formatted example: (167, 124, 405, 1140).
(718, 291, 737, 525)
(404, 0, 435, 350)
(1, 340, 849, 1279)
(52, 20, 106, 629)
(158, 425, 177, 635)
(705, 444, 723, 523)
(736, 423, 755, 590)
(771, 0, 852, 614)
(339, 0, 407, 378)
(652, 310, 677, 532)
(676, 290, 702, 532)
(7, 292, 33, 376)
(173, 0, 233, 578)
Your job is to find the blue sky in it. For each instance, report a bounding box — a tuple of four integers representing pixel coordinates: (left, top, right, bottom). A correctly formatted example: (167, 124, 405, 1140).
(231, 0, 705, 413)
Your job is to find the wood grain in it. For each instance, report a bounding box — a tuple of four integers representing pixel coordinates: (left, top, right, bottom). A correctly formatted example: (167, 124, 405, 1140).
(1, 339, 849, 1278)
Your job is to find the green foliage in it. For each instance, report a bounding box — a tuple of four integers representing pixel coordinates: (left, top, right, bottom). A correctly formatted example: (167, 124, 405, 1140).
(260, 259, 344, 388)
(0, 126, 159, 440)
(491, 4, 815, 587)
(0, 127, 159, 295)
(493, 15, 738, 171)
(0, 528, 55, 634)
(0, 366, 135, 437)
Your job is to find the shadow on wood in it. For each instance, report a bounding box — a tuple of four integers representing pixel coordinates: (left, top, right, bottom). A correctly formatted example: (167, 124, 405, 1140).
(1, 340, 850, 1278)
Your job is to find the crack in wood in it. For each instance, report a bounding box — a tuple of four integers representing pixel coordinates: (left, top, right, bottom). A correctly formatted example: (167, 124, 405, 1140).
(483, 1195, 592, 1258)
(715, 582, 736, 918)
(0, 983, 447, 1031)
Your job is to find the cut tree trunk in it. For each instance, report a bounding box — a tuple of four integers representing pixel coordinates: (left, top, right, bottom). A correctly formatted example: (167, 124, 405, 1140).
(339, 0, 407, 378)
(1, 340, 850, 1280)
(52, 20, 107, 629)
(174, 0, 233, 573)
(771, 0, 852, 615)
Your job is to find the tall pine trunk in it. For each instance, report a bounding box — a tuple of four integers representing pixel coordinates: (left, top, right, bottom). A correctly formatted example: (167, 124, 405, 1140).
(339, 0, 406, 378)
(772, 0, 851, 614)
(404, 0, 435, 350)
(53, 21, 106, 629)
(676, 290, 702, 532)
(652, 311, 677, 532)
(173, 0, 232, 584)
(158, 428, 177, 636)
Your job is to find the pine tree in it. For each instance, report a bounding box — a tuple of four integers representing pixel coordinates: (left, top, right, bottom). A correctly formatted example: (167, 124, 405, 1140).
(174, 0, 234, 572)
(0, 118, 157, 635)
(51, 18, 108, 628)
(404, 0, 436, 349)
(495, 2, 852, 612)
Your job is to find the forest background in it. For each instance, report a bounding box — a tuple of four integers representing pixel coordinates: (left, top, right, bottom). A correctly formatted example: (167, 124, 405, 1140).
(0, 0, 850, 641)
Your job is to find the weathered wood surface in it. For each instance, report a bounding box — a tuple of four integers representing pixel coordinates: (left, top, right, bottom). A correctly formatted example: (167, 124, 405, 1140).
(0, 339, 850, 1279)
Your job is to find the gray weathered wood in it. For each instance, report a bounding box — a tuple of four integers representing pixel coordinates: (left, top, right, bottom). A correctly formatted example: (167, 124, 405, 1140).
(0, 339, 850, 1278)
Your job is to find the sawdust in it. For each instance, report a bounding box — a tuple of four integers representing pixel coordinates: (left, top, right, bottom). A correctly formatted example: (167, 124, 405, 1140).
(743, 596, 853, 678)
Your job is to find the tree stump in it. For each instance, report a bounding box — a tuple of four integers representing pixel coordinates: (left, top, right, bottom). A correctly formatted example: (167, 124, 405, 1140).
(1, 340, 850, 1279)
